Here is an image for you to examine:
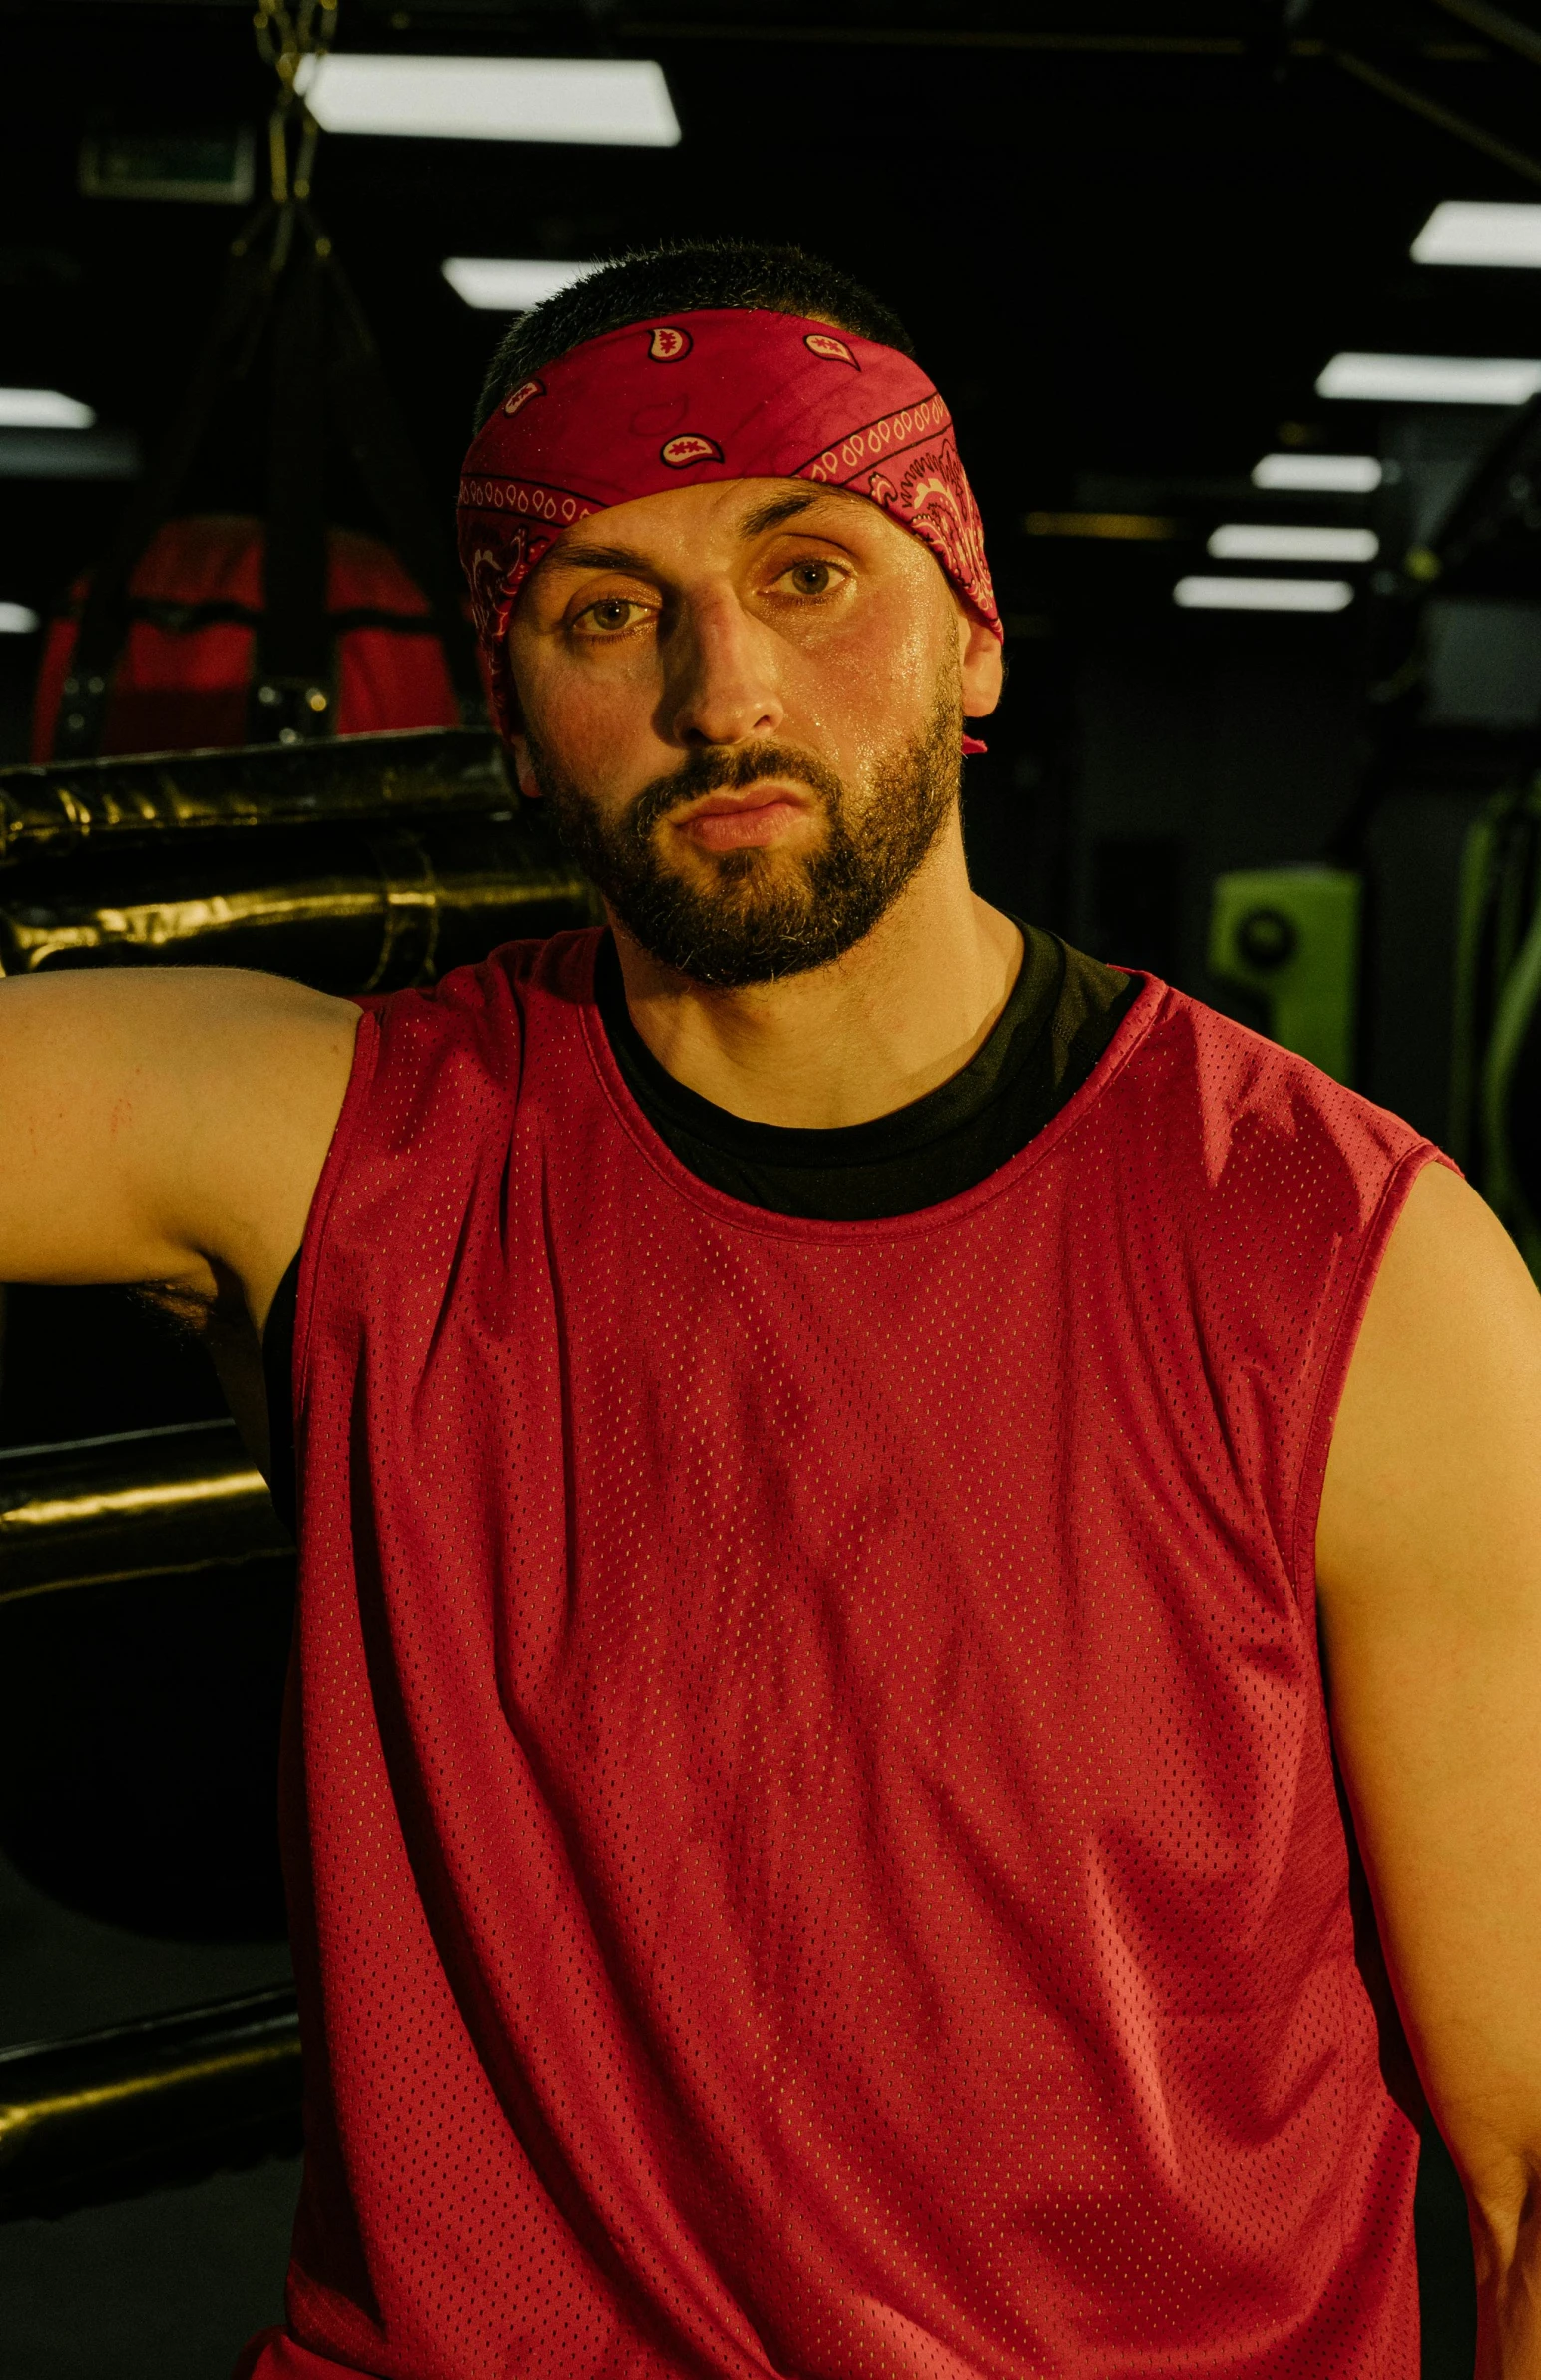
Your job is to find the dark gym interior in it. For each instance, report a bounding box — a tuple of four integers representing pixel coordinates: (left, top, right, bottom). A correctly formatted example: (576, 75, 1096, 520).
(4, 3, 1540, 2372)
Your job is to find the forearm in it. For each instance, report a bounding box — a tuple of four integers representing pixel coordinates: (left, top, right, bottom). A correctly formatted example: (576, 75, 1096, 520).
(1313, 1170, 1541, 2375)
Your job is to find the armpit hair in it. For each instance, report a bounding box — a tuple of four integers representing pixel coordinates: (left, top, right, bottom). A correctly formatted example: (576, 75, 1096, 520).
(133, 1267, 275, 1481)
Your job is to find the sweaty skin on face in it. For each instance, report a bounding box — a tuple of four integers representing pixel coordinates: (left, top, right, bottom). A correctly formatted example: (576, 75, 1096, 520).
(507, 480, 998, 844)
(504, 476, 1016, 1130)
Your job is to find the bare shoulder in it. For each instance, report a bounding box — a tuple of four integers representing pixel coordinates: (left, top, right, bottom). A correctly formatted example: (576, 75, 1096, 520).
(0, 965, 361, 1323)
(1317, 1159, 1541, 1627)
(0, 960, 356, 1082)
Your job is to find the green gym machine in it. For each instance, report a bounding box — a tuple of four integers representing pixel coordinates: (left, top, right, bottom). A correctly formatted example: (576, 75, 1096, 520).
(1208, 866, 1362, 1087)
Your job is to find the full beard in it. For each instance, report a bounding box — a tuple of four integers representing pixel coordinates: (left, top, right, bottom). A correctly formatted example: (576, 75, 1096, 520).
(528, 682, 964, 989)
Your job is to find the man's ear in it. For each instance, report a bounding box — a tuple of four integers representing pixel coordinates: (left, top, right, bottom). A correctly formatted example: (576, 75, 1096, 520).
(508, 731, 543, 800)
(959, 605, 1004, 720)
(502, 624, 542, 797)
(507, 642, 543, 799)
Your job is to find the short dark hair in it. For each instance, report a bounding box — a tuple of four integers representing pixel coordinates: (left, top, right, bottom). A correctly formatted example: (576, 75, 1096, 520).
(473, 238, 914, 432)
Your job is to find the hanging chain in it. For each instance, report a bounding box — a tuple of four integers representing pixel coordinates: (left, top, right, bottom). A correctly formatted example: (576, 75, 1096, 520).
(253, 0, 339, 207)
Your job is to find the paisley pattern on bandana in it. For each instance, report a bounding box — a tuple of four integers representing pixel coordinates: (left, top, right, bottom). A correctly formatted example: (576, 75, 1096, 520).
(795, 402, 996, 639)
(455, 307, 1000, 745)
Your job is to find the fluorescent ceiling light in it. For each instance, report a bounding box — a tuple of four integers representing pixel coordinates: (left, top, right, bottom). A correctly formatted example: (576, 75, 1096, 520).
(1413, 201, 1541, 268)
(0, 388, 95, 430)
(1174, 576, 1353, 613)
(298, 54, 681, 146)
(0, 601, 40, 634)
(1316, 351, 1541, 405)
(0, 428, 139, 480)
(442, 257, 592, 311)
(1208, 523, 1378, 563)
(1252, 452, 1382, 493)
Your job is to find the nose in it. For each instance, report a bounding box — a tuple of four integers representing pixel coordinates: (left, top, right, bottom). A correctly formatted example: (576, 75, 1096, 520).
(664, 588, 784, 749)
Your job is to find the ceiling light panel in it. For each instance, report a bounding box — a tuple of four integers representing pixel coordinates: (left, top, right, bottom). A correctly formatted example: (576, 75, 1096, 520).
(442, 258, 592, 311)
(0, 429, 138, 479)
(300, 55, 681, 146)
(1251, 453, 1382, 493)
(0, 389, 96, 430)
(1208, 523, 1378, 563)
(1414, 201, 1541, 267)
(1316, 352, 1541, 405)
(1174, 577, 1354, 613)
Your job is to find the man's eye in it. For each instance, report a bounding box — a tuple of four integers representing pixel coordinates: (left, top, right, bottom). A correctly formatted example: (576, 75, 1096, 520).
(575, 596, 652, 635)
(778, 559, 843, 597)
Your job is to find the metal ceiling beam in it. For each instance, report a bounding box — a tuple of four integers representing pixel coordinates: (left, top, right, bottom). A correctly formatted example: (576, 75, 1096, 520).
(0, 0, 1490, 53)
(1429, 0, 1541, 70)
(625, 22, 1255, 48)
(622, 22, 1484, 54)
(1331, 43, 1541, 188)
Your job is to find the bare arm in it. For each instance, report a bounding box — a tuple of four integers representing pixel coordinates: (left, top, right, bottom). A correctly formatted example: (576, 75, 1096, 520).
(0, 966, 359, 1334)
(1318, 1162, 1541, 2377)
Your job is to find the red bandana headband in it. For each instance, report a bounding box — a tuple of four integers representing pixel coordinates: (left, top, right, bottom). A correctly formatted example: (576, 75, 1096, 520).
(456, 306, 1000, 753)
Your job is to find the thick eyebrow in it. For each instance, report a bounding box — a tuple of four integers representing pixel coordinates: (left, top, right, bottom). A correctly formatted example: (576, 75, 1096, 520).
(540, 537, 658, 578)
(737, 489, 822, 538)
(739, 487, 874, 539)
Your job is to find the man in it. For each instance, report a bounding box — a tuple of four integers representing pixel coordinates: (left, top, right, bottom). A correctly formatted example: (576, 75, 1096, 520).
(4, 240, 1540, 2378)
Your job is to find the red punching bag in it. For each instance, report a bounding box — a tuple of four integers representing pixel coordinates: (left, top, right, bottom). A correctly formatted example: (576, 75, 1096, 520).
(33, 515, 462, 761)
(39, 168, 486, 762)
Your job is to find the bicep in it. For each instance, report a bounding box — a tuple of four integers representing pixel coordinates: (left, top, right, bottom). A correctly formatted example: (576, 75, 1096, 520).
(0, 967, 359, 1314)
(1317, 1162, 1541, 2215)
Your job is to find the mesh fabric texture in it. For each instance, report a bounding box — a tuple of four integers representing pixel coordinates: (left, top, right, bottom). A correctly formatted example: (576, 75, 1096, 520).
(242, 929, 1437, 2380)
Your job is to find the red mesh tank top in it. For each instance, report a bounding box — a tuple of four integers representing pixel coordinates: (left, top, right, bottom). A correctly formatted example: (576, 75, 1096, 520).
(240, 928, 1438, 2380)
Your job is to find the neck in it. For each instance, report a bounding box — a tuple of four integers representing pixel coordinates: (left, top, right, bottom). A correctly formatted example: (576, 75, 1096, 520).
(609, 818, 1023, 1129)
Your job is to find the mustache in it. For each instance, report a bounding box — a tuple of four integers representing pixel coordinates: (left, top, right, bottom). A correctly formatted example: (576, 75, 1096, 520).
(627, 743, 845, 842)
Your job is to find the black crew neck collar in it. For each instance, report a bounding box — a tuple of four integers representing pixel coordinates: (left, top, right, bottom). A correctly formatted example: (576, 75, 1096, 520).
(591, 922, 1061, 1169)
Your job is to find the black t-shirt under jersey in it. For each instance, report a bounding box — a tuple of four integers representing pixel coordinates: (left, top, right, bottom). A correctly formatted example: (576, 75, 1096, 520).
(260, 924, 1137, 1532)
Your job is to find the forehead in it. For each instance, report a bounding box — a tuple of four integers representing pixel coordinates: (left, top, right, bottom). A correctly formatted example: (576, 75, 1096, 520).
(537, 478, 892, 575)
